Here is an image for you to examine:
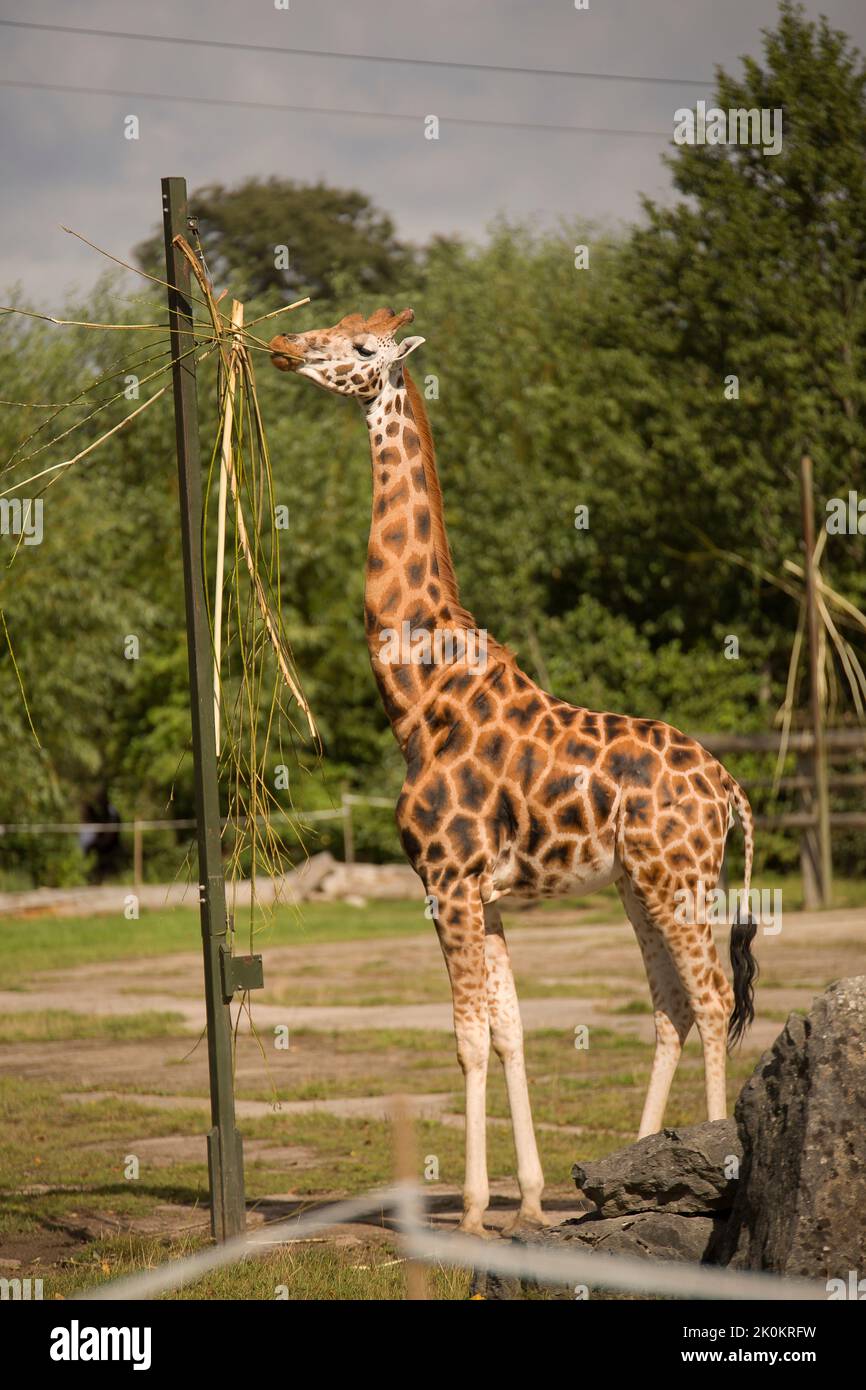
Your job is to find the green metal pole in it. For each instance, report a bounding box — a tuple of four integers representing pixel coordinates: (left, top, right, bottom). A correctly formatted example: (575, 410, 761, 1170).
(161, 177, 246, 1240)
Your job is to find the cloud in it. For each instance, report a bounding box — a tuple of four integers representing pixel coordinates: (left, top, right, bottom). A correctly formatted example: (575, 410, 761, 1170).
(1, 0, 864, 306)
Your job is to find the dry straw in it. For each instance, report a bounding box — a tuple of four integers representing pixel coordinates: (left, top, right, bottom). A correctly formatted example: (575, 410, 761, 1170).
(689, 525, 866, 786)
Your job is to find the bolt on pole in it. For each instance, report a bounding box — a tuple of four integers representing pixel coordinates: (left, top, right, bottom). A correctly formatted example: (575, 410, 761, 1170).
(161, 176, 246, 1240)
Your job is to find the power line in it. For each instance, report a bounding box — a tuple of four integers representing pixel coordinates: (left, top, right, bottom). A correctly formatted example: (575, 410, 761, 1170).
(0, 17, 713, 88)
(0, 78, 673, 139)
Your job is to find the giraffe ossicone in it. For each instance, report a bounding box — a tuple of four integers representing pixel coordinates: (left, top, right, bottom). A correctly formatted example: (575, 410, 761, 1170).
(270, 308, 759, 1236)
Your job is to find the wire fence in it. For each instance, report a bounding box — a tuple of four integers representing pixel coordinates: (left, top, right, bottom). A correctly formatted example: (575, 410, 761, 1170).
(81, 1182, 827, 1303)
(5, 730, 866, 892)
(0, 794, 395, 885)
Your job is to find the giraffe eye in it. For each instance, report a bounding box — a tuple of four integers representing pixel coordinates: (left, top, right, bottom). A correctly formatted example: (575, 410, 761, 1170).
(355, 343, 376, 358)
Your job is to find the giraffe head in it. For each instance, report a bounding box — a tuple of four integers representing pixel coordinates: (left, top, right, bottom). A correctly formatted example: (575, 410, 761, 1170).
(270, 306, 424, 402)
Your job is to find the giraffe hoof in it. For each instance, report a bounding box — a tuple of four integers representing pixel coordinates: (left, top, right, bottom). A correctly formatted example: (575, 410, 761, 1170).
(501, 1209, 548, 1237)
(457, 1216, 492, 1238)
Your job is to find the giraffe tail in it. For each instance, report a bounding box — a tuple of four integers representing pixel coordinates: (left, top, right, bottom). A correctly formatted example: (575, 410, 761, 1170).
(723, 771, 759, 1049)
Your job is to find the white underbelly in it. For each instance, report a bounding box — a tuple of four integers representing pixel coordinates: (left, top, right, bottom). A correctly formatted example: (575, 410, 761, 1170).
(555, 857, 621, 897)
(487, 845, 621, 903)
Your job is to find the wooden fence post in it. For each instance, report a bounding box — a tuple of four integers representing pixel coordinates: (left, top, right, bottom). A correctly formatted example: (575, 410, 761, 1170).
(391, 1097, 428, 1301)
(341, 783, 355, 864)
(132, 819, 143, 889)
(800, 456, 833, 908)
(796, 748, 820, 910)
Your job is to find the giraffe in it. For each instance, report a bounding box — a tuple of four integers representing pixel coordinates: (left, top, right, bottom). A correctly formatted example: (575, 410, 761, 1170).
(270, 307, 759, 1235)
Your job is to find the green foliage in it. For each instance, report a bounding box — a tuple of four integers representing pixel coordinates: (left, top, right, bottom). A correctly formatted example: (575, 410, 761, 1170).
(1, 3, 865, 885)
(134, 177, 411, 302)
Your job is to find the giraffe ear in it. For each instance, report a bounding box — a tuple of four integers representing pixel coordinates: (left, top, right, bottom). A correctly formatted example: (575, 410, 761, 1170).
(393, 335, 425, 360)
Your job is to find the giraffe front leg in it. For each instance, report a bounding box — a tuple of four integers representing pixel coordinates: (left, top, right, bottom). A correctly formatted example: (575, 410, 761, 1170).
(435, 885, 491, 1235)
(483, 906, 545, 1231)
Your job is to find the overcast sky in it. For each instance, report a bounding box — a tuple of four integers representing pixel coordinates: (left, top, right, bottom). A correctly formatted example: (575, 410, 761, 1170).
(2, 0, 865, 306)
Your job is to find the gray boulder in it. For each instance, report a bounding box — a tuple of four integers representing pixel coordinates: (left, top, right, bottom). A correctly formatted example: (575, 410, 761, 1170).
(476, 1122, 738, 1298)
(475, 1213, 723, 1300)
(572, 1119, 742, 1216)
(717, 976, 866, 1278)
(479, 977, 866, 1298)
(545, 1210, 722, 1263)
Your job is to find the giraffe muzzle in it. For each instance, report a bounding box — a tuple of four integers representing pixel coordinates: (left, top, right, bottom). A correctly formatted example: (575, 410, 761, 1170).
(269, 334, 306, 372)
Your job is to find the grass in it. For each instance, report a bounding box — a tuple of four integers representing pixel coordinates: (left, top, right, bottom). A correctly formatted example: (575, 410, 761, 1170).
(31, 1232, 472, 1300)
(0, 890, 628, 988)
(258, 970, 631, 1011)
(43, 1026, 464, 1106)
(760, 1007, 807, 1023)
(777, 874, 866, 911)
(0, 1069, 787, 1302)
(0, 1010, 187, 1044)
(0, 1019, 763, 1205)
(0, 899, 433, 978)
(26, 1023, 760, 1131)
(1, 875, 860, 1298)
(0, 1010, 767, 1297)
(3, 873, 865, 984)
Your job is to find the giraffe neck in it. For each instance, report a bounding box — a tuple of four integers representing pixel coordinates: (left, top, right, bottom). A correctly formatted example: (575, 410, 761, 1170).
(362, 367, 479, 739)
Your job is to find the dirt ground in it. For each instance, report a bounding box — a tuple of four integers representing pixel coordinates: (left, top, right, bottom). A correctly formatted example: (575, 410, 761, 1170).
(1, 901, 864, 1276)
(3, 902, 858, 1039)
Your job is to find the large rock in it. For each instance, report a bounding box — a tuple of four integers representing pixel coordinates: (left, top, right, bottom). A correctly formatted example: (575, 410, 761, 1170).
(309, 858, 423, 901)
(716, 976, 866, 1278)
(480, 979, 866, 1298)
(473, 1212, 722, 1300)
(477, 1122, 739, 1298)
(572, 1119, 742, 1216)
(543, 1210, 722, 1263)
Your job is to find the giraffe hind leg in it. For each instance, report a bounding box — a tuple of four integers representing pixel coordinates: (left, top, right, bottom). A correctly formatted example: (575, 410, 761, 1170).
(622, 868, 734, 1129)
(618, 878, 694, 1137)
(672, 918, 733, 1126)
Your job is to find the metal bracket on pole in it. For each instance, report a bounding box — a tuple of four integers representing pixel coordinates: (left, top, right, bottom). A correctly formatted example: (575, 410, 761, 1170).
(161, 176, 246, 1241)
(220, 947, 264, 1002)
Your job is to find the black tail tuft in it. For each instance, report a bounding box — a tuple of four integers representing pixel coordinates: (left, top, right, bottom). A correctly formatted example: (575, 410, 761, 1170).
(728, 909, 759, 1050)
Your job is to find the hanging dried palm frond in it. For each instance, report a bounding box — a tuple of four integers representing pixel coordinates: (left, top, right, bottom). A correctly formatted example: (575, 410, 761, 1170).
(687, 523, 866, 788)
(171, 234, 319, 950)
(0, 227, 320, 953)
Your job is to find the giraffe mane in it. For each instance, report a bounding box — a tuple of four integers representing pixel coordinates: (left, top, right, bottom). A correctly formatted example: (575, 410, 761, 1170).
(401, 369, 478, 630)
(402, 368, 517, 667)
(402, 369, 462, 609)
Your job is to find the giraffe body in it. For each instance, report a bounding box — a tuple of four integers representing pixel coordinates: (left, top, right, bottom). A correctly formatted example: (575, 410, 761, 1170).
(271, 309, 758, 1233)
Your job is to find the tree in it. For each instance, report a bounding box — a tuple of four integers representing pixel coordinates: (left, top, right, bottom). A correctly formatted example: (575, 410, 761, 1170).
(135, 177, 411, 302)
(625, 0, 866, 638)
(5, 4, 866, 885)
